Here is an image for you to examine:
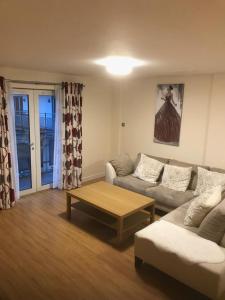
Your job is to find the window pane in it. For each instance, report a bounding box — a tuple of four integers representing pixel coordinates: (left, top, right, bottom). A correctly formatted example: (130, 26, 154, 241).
(39, 95, 55, 185)
(14, 95, 32, 191)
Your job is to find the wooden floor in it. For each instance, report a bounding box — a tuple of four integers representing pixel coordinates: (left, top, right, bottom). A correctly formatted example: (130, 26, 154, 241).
(0, 188, 208, 300)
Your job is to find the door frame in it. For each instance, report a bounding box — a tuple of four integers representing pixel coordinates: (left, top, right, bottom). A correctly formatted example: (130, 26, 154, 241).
(11, 85, 56, 196)
(11, 89, 37, 196)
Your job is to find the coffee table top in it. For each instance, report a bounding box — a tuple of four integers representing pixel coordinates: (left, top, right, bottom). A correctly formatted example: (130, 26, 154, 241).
(67, 181, 154, 217)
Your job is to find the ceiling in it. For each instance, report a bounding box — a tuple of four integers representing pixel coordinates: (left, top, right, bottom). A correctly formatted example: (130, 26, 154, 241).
(1, 0, 225, 78)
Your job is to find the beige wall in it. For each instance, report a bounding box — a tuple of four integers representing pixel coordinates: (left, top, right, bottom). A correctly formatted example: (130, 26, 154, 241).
(205, 74, 225, 168)
(114, 74, 225, 168)
(2, 66, 225, 179)
(0, 67, 114, 181)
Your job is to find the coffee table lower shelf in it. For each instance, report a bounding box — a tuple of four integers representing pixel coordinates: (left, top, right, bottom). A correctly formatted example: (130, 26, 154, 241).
(70, 201, 153, 242)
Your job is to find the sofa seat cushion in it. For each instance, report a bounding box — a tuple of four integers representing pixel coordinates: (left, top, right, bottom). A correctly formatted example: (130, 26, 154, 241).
(135, 222, 225, 299)
(113, 175, 156, 195)
(145, 185, 194, 210)
(135, 220, 225, 264)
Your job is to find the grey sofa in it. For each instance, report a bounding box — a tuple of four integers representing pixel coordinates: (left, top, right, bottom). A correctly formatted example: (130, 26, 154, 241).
(105, 154, 225, 299)
(135, 201, 225, 299)
(106, 153, 212, 212)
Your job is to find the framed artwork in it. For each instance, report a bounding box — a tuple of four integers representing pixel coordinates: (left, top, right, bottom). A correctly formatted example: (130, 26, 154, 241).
(154, 84, 184, 146)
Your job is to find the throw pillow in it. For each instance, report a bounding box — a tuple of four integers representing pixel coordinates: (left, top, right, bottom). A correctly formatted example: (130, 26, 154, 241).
(160, 164, 192, 192)
(211, 167, 225, 200)
(133, 153, 165, 183)
(110, 153, 134, 177)
(184, 186, 222, 227)
(134, 152, 169, 169)
(198, 199, 225, 244)
(169, 160, 209, 190)
(194, 167, 225, 196)
(169, 159, 196, 190)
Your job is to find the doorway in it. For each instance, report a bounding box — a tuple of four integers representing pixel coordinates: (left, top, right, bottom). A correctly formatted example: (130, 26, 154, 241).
(11, 89, 56, 195)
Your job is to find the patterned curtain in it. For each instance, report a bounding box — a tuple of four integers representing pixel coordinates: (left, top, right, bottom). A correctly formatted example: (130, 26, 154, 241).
(0, 77, 15, 209)
(62, 82, 83, 189)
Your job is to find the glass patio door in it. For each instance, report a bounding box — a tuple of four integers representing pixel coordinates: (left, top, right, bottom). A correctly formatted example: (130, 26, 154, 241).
(11, 89, 55, 195)
(34, 90, 56, 189)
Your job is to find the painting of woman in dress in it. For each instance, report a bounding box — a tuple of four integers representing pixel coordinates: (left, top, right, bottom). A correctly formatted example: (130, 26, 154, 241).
(154, 84, 184, 146)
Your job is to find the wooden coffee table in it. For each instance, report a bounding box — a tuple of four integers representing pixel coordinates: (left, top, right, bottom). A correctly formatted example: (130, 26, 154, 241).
(66, 181, 155, 242)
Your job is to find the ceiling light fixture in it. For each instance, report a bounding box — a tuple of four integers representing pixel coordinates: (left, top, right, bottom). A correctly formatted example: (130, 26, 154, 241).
(95, 56, 144, 76)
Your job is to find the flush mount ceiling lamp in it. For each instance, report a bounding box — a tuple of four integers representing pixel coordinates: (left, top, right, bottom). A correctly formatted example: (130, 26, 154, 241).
(95, 56, 145, 76)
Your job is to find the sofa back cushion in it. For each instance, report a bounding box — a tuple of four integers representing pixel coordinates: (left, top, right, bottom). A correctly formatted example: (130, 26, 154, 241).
(221, 234, 225, 248)
(198, 198, 225, 245)
(169, 159, 209, 190)
(110, 153, 134, 176)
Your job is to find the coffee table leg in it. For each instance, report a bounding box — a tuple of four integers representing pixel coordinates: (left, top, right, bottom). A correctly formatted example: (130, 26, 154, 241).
(149, 205, 155, 223)
(67, 193, 71, 219)
(117, 217, 123, 243)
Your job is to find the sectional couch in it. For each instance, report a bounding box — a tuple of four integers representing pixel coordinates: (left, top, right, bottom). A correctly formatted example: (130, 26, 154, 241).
(105, 154, 225, 299)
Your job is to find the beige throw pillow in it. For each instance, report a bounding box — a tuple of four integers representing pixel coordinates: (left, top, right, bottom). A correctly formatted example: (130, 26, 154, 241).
(194, 167, 225, 196)
(161, 164, 192, 192)
(184, 186, 222, 227)
(133, 154, 165, 184)
(110, 153, 134, 176)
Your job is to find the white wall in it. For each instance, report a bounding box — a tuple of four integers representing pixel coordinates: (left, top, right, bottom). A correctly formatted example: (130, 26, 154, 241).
(2, 66, 225, 179)
(205, 74, 225, 168)
(0, 67, 114, 181)
(114, 74, 225, 169)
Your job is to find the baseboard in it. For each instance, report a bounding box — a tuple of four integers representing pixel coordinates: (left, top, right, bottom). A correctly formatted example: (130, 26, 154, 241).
(82, 172, 105, 183)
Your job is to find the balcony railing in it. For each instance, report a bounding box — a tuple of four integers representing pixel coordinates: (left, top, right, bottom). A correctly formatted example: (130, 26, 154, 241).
(15, 111, 55, 188)
(15, 111, 55, 130)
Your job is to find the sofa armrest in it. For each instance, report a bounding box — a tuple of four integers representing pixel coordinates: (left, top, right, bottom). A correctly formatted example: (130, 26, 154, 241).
(105, 162, 117, 184)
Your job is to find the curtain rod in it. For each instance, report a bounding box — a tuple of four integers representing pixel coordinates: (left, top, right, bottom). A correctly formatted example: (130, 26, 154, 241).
(5, 79, 85, 87)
